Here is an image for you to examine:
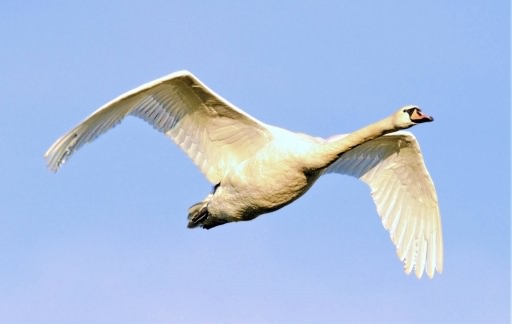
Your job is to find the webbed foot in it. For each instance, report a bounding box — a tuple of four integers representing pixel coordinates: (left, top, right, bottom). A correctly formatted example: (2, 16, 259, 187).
(187, 195, 228, 229)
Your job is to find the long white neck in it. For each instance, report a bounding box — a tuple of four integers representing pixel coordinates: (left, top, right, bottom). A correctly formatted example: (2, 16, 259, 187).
(305, 116, 401, 171)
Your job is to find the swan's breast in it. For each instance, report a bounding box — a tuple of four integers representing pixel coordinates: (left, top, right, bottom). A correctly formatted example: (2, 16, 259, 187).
(207, 128, 322, 221)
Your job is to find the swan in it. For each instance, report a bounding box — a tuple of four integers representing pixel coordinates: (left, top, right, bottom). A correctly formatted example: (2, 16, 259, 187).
(45, 70, 443, 278)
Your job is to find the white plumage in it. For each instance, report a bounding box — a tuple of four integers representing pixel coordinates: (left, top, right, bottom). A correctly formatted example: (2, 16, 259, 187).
(45, 70, 443, 278)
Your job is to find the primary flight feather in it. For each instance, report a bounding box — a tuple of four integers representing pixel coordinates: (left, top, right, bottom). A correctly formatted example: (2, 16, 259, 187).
(45, 70, 443, 278)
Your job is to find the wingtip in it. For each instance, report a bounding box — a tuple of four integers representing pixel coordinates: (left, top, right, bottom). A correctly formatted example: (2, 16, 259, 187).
(406, 263, 442, 279)
(43, 152, 61, 173)
(44, 143, 62, 173)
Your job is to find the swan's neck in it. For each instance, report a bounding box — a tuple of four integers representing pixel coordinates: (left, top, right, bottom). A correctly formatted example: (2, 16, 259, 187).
(308, 117, 399, 170)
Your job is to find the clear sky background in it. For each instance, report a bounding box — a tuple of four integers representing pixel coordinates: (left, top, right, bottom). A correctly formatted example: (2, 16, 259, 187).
(0, 1, 510, 323)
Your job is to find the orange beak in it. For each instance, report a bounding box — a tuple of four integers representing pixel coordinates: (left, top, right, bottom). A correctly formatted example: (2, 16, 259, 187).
(411, 109, 434, 123)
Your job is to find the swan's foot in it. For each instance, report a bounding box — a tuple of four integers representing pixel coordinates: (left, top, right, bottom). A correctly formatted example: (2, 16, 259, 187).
(187, 195, 228, 230)
(187, 201, 209, 228)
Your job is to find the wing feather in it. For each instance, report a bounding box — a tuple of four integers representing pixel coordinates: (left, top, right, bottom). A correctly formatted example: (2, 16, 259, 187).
(45, 71, 271, 184)
(324, 130, 443, 278)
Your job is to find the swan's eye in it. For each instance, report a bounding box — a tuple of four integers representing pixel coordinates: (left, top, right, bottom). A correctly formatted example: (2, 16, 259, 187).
(404, 107, 415, 115)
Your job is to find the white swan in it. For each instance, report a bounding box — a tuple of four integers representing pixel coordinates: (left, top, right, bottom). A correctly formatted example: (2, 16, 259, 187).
(45, 70, 443, 278)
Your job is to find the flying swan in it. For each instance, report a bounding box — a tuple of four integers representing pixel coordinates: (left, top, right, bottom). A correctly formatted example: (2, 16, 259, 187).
(45, 70, 443, 278)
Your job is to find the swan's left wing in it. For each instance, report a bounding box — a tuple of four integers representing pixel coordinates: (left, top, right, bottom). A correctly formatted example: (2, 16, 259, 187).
(323, 131, 443, 278)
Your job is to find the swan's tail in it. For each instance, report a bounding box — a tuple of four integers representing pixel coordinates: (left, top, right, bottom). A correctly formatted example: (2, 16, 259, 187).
(187, 196, 228, 229)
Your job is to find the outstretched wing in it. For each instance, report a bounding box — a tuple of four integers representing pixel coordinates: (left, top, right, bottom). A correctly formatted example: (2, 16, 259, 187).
(45, 71, 272, 184)
(323, 131, 443, 278)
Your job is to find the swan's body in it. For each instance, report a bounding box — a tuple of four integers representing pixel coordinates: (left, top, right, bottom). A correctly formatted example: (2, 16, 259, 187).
(45, 70, 443, 278)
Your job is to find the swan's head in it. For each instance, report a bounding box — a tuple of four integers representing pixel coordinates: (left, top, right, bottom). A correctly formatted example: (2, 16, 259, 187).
(393, 105, 433, 129)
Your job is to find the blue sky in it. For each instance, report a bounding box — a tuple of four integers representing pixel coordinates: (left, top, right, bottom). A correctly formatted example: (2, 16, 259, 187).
(0, 1, 509, 323)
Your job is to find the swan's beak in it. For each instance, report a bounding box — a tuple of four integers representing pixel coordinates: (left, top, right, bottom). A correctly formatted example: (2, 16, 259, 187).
(411, 109, 434, 123)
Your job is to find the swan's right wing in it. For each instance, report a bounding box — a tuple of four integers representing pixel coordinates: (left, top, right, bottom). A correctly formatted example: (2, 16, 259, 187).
(323, 131, 443, 278)
(45, 71, 272, 184)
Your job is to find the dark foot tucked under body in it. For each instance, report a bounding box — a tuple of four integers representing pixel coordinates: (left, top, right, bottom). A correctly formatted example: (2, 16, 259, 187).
(187, 200, 228, 229)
